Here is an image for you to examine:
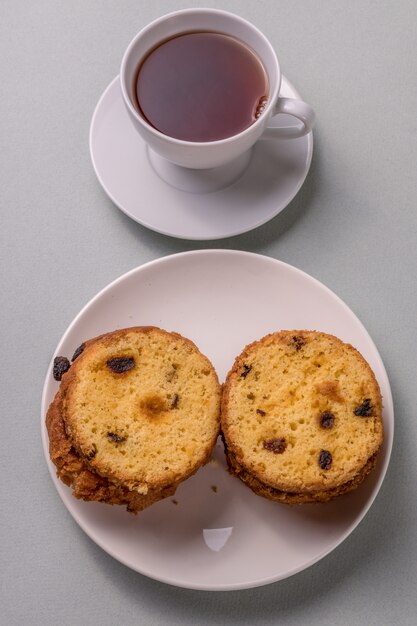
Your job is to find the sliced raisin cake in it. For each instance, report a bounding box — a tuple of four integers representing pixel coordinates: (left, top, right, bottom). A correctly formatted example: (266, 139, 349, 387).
(221, 330, 383, 504)
(46, 326, 221, 513)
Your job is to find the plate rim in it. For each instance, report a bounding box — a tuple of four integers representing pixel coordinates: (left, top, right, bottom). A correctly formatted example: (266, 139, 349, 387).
(89, 76, 314, 241)
(41, 250, 394, 591)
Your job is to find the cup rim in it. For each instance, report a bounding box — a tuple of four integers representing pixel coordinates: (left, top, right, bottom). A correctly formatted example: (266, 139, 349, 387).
(120, 8, 281, 147)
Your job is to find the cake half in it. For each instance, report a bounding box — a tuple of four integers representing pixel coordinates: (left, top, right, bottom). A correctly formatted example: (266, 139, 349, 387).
(46, 326, 221, 513)
(221, 330, 383, 504)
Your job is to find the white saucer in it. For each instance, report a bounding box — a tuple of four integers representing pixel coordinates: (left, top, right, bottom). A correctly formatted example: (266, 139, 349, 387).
(41, 251, 393, 591)
(90, 77, 313, 240)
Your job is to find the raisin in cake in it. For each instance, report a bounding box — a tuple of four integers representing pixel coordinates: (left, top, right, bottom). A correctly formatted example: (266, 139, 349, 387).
(46, 326, 221, 513)
(221, 330, 383, 504)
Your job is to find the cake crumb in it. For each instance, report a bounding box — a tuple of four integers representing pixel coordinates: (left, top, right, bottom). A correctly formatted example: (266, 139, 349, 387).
(211, 485, 218, 493)
(171, 499, 178, 505)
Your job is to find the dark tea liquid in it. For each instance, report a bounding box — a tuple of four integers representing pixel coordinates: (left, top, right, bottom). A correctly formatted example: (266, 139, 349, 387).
(134, 32, 269, 142)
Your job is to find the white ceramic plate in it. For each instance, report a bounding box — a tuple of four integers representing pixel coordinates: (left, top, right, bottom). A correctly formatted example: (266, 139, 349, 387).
(89, 76, 313, 240)
(41, 251, 393, 590)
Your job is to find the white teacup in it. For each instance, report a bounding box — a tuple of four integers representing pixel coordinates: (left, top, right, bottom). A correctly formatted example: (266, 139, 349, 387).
(120, 9, 315, 189)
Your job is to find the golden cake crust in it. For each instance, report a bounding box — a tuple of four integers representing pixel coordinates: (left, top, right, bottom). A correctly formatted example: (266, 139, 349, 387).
(224, 443, 378, 504)
(46, 389, 176, 513)
(221, 330, 383, 501)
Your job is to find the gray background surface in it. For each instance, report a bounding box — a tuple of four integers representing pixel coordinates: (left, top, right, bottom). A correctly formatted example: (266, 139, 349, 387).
(1, 1, 416, 624)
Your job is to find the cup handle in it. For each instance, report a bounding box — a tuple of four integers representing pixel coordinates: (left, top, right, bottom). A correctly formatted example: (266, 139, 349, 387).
(261, 98, 315, 140)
